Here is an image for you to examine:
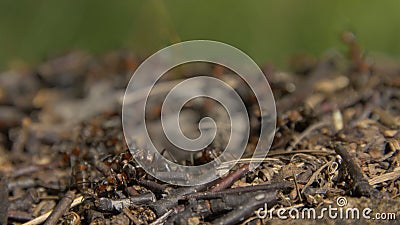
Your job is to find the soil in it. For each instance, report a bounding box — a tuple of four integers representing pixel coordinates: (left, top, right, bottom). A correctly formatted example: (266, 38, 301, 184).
(1, 35, 400, 224)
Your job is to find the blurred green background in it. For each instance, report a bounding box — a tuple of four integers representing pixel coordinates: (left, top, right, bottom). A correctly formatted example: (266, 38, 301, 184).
(1, 0, 399, 70)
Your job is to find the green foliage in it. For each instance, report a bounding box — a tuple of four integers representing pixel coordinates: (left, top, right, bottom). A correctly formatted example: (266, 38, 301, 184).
(0, 0, 399, 69)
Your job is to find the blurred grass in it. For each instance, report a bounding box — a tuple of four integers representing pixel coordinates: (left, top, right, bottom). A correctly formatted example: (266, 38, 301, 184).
(0, 0, 399, 70)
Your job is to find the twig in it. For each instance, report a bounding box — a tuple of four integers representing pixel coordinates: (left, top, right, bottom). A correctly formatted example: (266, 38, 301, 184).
(267, 149, 335, 157)
(334, 143, 381, 198)
(22, 195, 83, 225)
(7, 210, 32, 222)
(32, 201, 47, 217)
(169, 200, 211, 224)
(369, 170, 400, 185)
(293, 174, 302, 202)
(211, 164, 249, 192)
(301, 160, 334, 194)
(122, 207, 141, 225)
(95, 192, 156, 212)
(43, 191, 76, 225)
(173, 191, 277, 224)
(211, 191, 278, 225)
(287, 121, 330, 150)
(150, 209, 174, 225)
(137, 179, 167, 194)
(150, 183, 210, 216)
(185, 181, 293, 200)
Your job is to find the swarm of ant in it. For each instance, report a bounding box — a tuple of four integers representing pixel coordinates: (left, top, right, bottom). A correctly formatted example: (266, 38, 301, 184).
(1, 32, 400, 225)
